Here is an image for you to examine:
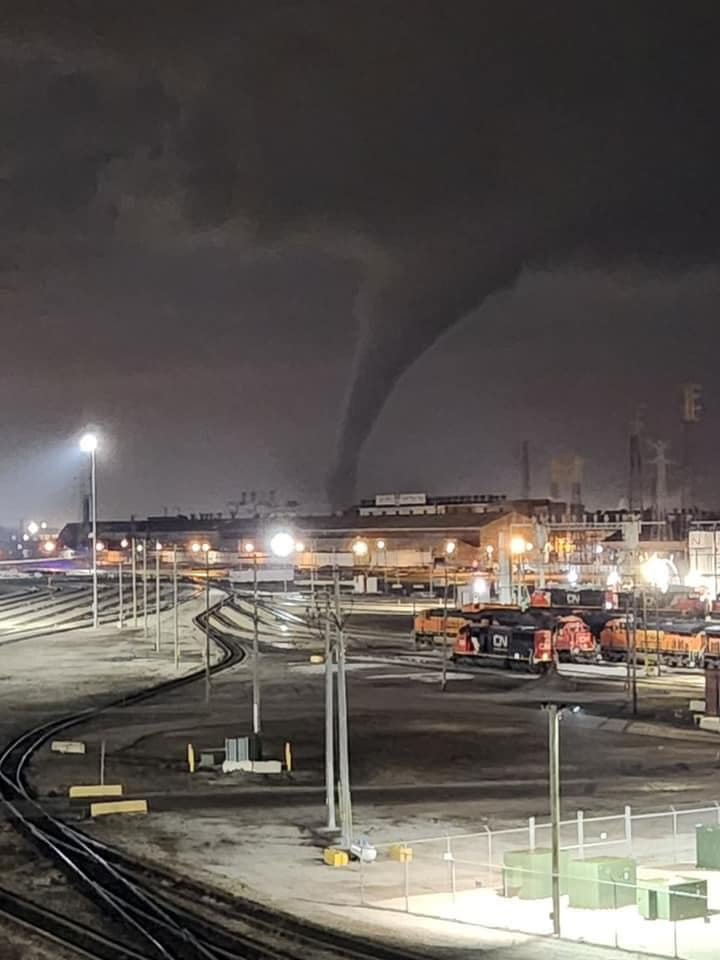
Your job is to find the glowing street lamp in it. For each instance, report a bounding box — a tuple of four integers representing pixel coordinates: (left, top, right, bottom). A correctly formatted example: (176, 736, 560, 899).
(642, 553, 671, 593)
(269, 531, 295, 558)
(444, 539, 457, 556)
(79, 431, 99, 628)
(43, 540, 56, 554)
(95, 541, 105, 552)
(351, 538, 369, 558)
(510, 535, 527, 556)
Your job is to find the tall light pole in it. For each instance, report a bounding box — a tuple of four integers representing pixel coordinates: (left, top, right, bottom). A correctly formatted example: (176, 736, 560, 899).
(79, 432, 99, 628)
(154, 540, 162, 654)
(333, 556, 353, 849)
(173, 545, 179, 669)
(441, 540, 456, 691)
(192, 542, 212, 702)
(131, 537, 138, 626)
(376, 539, 387, 593)
(545, 703, 562, 938)
(324, 612, 336, 831)
(142, 537, 148, 640)
(118, 538, 128, 629)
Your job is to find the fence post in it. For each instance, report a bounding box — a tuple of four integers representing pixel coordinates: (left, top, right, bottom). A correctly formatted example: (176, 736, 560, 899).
(528, 816, 536, 851)
(624, 805, 633, 856)
(485, 824, 493, 868)
(671, 806, 678, 863)
(577, 810, 584, 859)
(444, 835, 456, 911)
(360, 851, 366, 905)
(715, 800, 720, 825)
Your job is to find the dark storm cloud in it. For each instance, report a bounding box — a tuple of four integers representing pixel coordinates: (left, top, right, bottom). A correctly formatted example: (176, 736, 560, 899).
(2, 3, 720, 509)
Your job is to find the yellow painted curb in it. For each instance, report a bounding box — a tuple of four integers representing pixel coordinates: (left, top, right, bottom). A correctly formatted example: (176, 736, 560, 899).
(69, 784, 123, 799)
(90, 799, 148, 817)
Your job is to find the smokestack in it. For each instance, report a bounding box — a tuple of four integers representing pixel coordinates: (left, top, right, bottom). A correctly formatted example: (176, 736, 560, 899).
(521, 440, 531, 501)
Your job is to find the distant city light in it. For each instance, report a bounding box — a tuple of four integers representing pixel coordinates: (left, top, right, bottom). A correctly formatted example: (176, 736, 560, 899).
(22, 534, 29, 542)
(595, 543, 604, 555)
(567, 568, 579, 585)
(270, 531, 295, 558)
(136, 542, 144, 553)
(510, 535, 527, 555)
(294, 541, 305, 553)
(27, 521, 39, 536)
(79, 432, 98, 453)
(43, 540, 56, 553)
(352, 538, 369, 557)
(525, 541, 534, 552)
(376, 539, 386, 550)
(95, 541, 105, 552)
(643, 553, 671, 593)
(40, 521, 47, 530)
(120, 538, 129, 548)
(473, 576, 487, 595)
(607, 569, 621, 588)
(444, 539, 457, 556)
(191, 542, 201, 553)
(244, 541, 255, 553)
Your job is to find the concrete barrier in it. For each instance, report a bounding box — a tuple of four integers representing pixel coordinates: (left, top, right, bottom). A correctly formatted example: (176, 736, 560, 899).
(69, 784, 123, 799)
(90, 799, 148, 817)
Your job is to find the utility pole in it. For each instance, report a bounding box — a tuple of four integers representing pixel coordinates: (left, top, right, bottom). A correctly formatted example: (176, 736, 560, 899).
(118, 559, 124, 628)
(547, 704, 562, 938)
(324, 614, 336, 831)
(155, 543, 161, 654)
(441, 562, 449, 692)
(142, 537, 148, 640)
(131, 537, 138, 627)
(252, 551, 261, 736)
(90, 443, 98, 628)
(334, 562, 353, 849)
(173, 545, 179, 669)
(204, 545, 211, 704)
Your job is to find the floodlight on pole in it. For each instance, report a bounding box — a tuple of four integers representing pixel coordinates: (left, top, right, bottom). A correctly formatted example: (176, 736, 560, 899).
(270, 531, 295, 558)
(79, 430, 99, 628)
(351, 538, 369, 557)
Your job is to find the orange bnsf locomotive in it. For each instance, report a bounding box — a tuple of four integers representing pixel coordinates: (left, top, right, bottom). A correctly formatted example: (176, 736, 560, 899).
(600, 618, 720, 669)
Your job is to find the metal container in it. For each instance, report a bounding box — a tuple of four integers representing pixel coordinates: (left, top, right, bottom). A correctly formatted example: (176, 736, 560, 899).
(502, 848, 569, 900)
(637, 878, 707, 921)
(696, 825, 720, 869)
(567, 856, 636, 909)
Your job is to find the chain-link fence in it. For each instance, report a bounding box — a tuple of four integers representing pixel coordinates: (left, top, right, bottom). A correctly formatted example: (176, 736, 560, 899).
(355, 801, 720, 959)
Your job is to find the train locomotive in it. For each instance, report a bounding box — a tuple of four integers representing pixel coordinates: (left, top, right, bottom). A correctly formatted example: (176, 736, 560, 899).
(452, 620, 553, 673)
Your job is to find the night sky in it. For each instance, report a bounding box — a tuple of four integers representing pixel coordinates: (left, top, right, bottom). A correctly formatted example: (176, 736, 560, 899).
(2, 3, 720, 525)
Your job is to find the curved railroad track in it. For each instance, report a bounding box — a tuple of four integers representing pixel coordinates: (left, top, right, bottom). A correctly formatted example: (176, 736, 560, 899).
(0, 598, 423, 960)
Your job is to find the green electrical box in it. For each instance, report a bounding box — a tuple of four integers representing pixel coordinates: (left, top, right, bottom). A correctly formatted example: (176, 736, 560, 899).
(567, 856, 636, 909)
(637, 878, 707, 921)
(696, 825, 720, 869)
(502, 848, 570, 900)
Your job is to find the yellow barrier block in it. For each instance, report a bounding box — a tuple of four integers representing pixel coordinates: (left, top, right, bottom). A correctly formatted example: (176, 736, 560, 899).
(323, 847, 349, 867)
(310, 655, 324, 664)
(389, 844, 413, 863)
(187, 743, 196, 774)
(69, 784, 123, 799)
(284, 740, 293, 772)
(90, 799, 148, 817)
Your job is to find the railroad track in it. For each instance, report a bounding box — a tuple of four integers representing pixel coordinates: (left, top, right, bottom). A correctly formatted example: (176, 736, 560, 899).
(0, 600, 424, 960)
